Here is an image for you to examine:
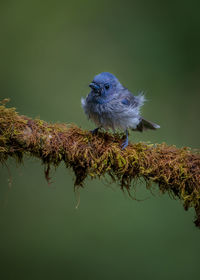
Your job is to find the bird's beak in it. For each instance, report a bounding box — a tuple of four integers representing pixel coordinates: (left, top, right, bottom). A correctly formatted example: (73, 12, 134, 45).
(89, 82, 101, 94)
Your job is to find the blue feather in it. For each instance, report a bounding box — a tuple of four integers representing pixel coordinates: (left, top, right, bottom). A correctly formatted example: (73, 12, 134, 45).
(121, 98, 130, 106)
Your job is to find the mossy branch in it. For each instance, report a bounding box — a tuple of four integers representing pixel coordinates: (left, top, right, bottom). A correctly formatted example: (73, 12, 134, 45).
(0, 99, 200, 228)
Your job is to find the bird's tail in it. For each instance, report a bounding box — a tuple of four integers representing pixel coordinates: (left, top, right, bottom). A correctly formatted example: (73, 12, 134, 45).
(134, 118, 160, 132)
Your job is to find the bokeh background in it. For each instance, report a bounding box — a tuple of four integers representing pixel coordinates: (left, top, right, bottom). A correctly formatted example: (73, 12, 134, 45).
(0, 0, 200, 279)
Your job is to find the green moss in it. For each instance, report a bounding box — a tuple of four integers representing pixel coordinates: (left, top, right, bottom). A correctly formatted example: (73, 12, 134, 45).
(0, 100, 200, 228)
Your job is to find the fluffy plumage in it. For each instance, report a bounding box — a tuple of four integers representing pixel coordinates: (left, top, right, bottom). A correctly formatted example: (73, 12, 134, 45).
(81, 72, 160, 148)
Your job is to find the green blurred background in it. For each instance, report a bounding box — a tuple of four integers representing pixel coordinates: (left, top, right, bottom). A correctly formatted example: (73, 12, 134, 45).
(0, 0, 200, 279)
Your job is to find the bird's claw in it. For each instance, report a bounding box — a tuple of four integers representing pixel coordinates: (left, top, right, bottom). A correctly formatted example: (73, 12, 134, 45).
(121, 139, 128, 150)
(121, 129, 129, 149)
(90, 127, 99, 135)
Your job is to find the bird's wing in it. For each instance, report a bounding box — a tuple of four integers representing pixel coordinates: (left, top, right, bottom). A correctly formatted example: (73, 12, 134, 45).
(120, 90, 145, 108)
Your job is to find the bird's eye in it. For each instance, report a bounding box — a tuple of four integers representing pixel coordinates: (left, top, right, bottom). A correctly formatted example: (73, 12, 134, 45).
(105, 84, 110, 90)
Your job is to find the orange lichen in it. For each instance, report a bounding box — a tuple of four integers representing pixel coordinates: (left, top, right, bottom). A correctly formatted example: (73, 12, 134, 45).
(0, 99, 200, 228)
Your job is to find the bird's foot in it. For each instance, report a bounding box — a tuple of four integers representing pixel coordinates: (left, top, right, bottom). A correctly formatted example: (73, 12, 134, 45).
(90, 127, 100, 135)
(121, 129, 129, 149)
(121, 138, 129, 150)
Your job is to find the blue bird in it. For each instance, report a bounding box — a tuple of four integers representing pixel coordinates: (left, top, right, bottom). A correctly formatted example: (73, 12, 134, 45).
(81, 72, 160, 149)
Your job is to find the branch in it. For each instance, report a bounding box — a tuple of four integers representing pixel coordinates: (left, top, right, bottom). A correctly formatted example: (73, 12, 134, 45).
(0, 99, 200, 228)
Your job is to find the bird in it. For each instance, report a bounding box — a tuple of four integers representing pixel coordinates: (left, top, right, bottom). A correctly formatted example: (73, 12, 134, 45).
(81, 72, 160, 149)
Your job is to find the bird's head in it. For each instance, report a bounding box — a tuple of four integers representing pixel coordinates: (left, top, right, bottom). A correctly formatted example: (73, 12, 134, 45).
(89, 72, 122, 98)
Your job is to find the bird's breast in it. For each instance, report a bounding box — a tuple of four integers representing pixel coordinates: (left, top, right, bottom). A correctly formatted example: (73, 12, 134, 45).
(84, 95, 140, 131)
